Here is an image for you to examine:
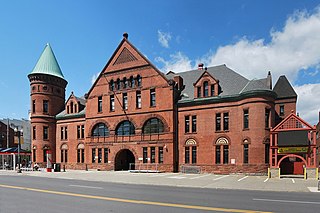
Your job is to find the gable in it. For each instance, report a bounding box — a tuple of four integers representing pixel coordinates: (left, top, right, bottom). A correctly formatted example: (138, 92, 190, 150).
(272, 112, 315, 132)
(193, 71, 219, 87)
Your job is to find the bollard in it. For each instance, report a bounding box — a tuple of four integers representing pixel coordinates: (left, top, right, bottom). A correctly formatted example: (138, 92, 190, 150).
(85, 164, 88, 171)
(318, 180, 320, 191)
(63, 164, 66, 172)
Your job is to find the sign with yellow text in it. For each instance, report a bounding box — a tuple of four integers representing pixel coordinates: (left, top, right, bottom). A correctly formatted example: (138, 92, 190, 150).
(278, 147, 308, 154)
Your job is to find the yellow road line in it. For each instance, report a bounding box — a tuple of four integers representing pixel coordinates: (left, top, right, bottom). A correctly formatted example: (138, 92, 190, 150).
(0, 184, 272, 213)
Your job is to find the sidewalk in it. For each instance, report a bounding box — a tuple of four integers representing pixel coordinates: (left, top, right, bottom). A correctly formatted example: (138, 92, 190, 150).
(1, 169, 319, 193)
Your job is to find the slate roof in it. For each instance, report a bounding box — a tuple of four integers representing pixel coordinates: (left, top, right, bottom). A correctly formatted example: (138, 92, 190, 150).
(29, 44, 65, 80)
(273, 75, 297, 99)
(56, 95, 86, 120)
(167, 64, 272, 102)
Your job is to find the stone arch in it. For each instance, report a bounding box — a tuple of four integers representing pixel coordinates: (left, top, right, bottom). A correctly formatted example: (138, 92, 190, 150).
(242, 137, 251, 145)
(111, 117, 137, 131)
(184, 138, 198, 146)
(88, 119, 110, 136)
(60, 143, 68, 150)
(214, 135, 231, 146)
(141, 114, 170, 132)
(277, 154, 307, 168)
(77, 143, 85, 149)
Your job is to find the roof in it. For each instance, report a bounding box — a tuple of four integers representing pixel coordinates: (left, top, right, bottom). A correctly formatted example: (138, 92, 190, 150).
(167, 65, 272, 102)
(273, 75, 297, 99)
(29, 43, 65, 80)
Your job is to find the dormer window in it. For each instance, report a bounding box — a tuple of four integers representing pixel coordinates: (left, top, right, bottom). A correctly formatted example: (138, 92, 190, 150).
(211, 85, 215, 96)
(70, 102, 74, 113)
(203, 81, 209, 97)
(197, 87, 201, 98)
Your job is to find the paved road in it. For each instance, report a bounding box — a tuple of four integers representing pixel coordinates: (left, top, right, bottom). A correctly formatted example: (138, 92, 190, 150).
(0, 174, 320, 213)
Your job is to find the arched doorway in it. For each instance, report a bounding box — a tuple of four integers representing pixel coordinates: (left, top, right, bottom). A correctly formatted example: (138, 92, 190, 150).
(278, 154, 306, 175)
(115, 149, 135, 171)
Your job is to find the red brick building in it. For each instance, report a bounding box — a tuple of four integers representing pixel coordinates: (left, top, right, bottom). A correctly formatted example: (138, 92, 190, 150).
(28, 33, 298, 174)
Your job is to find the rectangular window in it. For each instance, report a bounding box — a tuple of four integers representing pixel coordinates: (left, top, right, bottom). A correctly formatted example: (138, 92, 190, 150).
(136, 91, 141, 109)
(215, 146, 221, 164)
(81, 149, 85, 163)
(33, 149, 36, 162)
(265, 109, 270, 128)
(92, 148, 96, 163)
(211, 85, 215, 96)
(150, 89, 156, 107)
(243, 109, 249, 129)
(32, 100, 36, 113)
(123, 93, 128, 110)
(98, 96, 102, 112)
(197, 87, 201, 98)
(33, 126, 36, 140)
(43, 126, 48, 140)
(65, 127, 68, 140)
(104, 148, 109, 163)
(65, 150, 68, 163)
(143, 147, 148, 163)
(158, 147, 163, 164)
(223, 145, 229, 164)
(77, 126, 81, 139)
(223, 112, 229, 131)
(60, 127, 64, 140)
(185, 116, 190, 133)
(98, 148, 102, 163)
(77, 149, 80, 163)
(110, 95, 115, 111)
(243, 144, 249, 164)
(192, 146, 197, 164)
(151, 147, 155, 163)
(81, 125, 85, 139)
(43, 150, 47, 162)
(216, 113, 221, 131)
(280, 105, 284, 116)
(185, 147, 190, 164)
(43, 100, 48, 113)
(192, 115, 197, 133)
(265, 144, 270, 164)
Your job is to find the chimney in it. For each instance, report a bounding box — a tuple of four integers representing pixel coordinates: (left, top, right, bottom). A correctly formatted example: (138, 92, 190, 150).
(173, 75, 184, 91)
(267, 71, 272, 89)
(198, 63, 204, 70)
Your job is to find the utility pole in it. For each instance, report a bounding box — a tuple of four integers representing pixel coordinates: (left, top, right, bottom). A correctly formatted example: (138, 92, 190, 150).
(7, 118, 9, 148)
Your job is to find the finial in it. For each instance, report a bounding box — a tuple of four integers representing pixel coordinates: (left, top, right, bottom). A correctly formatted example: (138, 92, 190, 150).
(123, 32, 128, 39)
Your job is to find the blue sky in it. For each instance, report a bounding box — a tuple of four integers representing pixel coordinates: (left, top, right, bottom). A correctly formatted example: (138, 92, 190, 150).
(0, 0, 320, 124)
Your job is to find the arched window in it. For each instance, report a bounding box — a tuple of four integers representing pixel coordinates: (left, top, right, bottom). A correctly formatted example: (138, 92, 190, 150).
(61, 144, 68, 163)
(137, 75, 142, 87)
(110, 79, 115, 91)
(130, 76, 135, 87)
(116, 78, 121, 90)
(143, 118, 164, 134)
(116, 120, 135, 136)
(123, 77, 127, 89)
(203, 81, 209, 97)
(92, 123, 109, 137)
(77, 143, 85, 163)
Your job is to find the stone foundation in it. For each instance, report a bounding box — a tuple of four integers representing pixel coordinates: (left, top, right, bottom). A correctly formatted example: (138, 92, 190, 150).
(306, 168, 318, 179)
(269, 168, 280, 178)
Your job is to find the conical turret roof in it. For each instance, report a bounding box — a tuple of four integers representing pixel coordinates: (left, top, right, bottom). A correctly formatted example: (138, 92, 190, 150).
(30, 43, 65, 80)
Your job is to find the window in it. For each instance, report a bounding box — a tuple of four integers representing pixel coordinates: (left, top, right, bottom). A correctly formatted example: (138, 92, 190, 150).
(77, 149, 81, 163)
(265, 109, 270, 128)
(33, 126, 36, 140)
(158, 147, 163, 164)
(136, 91, 141, 109)
(265, 143, 270, 164)
(98, 96, 102, 112)
(192, 146, 197, 164)
(43, 100, 48, 113)
(143, 147, 148, 163)
(70, 102, 74, 113)
(243, 144, 249, 164)
(81, 125, 85, 139)
(61, 126, 67, 140)
(150, 89, 156, 107)
(43, 150, 47, 162)
(60, 127, 63, 140)
(143, 118, 164, 134)
(130, 76, 135, 88)
(116, 78, 121, 90)
(92, 123, 109, 137)
(197, 87, 201, 98)
(33, 149, 36, 162)
(216, 113, 221, 131)
(203, 81, 209, 97)
(137, 75, 142, 87)
(211, 85, 215, 96)
(185, 116, 190, 133)
(32, 100, 36, 113)
(215, 146, 221, 164)
(192, 115, 197, 133)
(67, 106, 69, 114)
(92, 148, 96, 163)
(61, 149, 68, 163)
(43, 126, 48, 140)
(110, 95, 115, 111)
(123, 93, 128, 110)
(123, 77, 127, 89)
(77, 126, 81, 139)
(280, 105, 284, 116)
(185, 147, 190, 164)
(223, 145, 229, 164)
(110, 80, 114, 91)
(77, 145, 85, 163)
(104, 148, 109, 163)
(151, 147, 155, 163)
(116, 121, 135, 135)
(243, 109, 249, 129)
(223, 113, 229, 131)
(98, 148, 102, 163)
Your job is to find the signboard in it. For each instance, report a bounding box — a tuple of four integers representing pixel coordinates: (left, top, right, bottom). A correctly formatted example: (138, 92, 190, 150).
(278, 130, 309, 146)
(278, 147, 308, 154)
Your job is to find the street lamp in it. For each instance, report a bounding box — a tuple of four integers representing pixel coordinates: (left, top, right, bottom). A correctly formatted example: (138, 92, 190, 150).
(14, 127, 23, 173)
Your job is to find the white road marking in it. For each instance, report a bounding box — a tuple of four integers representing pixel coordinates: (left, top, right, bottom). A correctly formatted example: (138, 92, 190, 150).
(189, 174, 211, 180)
(292, 179, 295, 183)
(237, 176, 248, 182)
(253, 198, 320, 205)
(167, 176, 187, 179)
(69, 184, 103, 189)
(212, 175, 230, 181)
(263, 178, 269, 182)
(308, 187, 320, 193)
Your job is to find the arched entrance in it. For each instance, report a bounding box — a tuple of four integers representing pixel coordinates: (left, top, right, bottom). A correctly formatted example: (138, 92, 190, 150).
(278, 154, 307, 175)
(114, 149, 135, 171)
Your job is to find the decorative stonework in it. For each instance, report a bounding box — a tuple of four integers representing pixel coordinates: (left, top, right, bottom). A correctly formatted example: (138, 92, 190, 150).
(113, 48, 137, 65)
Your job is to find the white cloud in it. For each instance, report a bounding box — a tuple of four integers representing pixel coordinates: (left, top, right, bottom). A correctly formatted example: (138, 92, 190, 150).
(155, 52, 193, 73)
(155, 7, 320, 124)
(294, 84, 320, 125)
(158, 30, 172, 48)
(91, 72, 100, 85)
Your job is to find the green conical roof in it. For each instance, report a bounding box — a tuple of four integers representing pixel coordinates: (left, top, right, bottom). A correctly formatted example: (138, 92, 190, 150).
(30, 43, 65, 79)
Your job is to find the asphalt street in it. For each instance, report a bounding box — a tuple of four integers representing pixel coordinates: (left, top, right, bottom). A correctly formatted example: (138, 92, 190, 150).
(0, 174, 320, 213)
